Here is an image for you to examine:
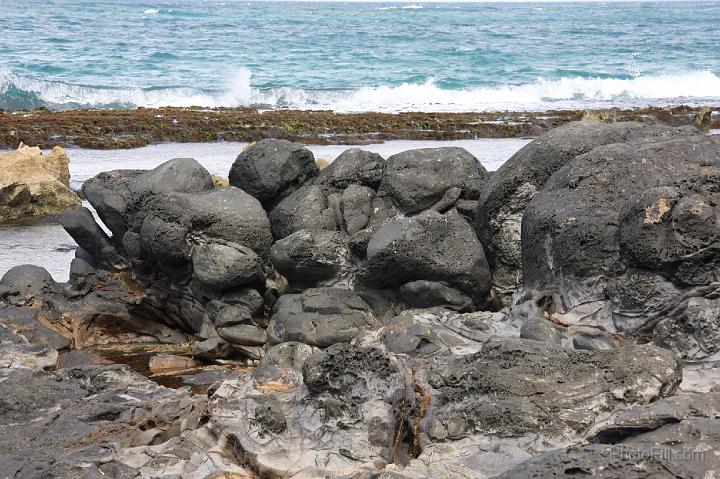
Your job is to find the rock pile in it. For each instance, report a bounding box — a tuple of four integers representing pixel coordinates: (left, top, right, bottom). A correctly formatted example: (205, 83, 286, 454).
(3, 123, 720, 477)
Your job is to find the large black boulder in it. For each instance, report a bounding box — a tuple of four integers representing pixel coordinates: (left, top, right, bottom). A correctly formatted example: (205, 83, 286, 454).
(523, 134, 719, 304)
(357, 210, 491, 305)
(229, 139, 318, 208)
(521, 133, 720, 355)
(379, 147, 488, 215)
(475, 121, 697, 295)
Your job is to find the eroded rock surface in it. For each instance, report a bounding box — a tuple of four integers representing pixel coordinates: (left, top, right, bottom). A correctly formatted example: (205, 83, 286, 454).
(475, 121, 697, 296)
(0, 144, 80, 222)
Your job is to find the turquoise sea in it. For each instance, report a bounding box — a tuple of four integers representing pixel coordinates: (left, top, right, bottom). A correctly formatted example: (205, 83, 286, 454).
(1, 0, 719, 112)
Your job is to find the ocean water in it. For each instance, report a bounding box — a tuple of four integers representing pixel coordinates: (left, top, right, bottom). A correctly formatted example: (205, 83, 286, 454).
(1, 0, 719, 112)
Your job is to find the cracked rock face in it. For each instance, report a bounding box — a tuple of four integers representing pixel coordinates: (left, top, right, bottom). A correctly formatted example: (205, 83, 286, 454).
(0, 145, 81, 223)
(421, 339, 681, 443)
(0, 361, 252, 479)
(209, 342, 412, 478)
(268, 287, 377, 348)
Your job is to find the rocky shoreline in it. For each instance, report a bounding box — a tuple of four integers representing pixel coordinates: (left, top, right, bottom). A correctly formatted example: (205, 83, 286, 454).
(1, 105, 718, 149)
(2, 122, 720, 477)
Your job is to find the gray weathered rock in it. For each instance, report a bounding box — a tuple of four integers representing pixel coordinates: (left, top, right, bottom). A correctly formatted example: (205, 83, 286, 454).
(315, 148, 386, 189)
(143, 186, 274, 259)
(191, 240, 264, 290)
(341, 183, 376, 234)
(63, 257, 98, 299)
(82, 157, 214, 242)
(494, 444, 685, 479)
(217, 323, 267, 346)
(0, 325, 58, 370)
(0, 264, 62, 300)
(268, 184, 340, 239)
(422, 338, 680, 442)
(0, 362, 251, 479)
(373, 308, 517, 358)
(268, 288, 377, 347)
(61, 207, 127, 269)
(208, 342, 411, 477)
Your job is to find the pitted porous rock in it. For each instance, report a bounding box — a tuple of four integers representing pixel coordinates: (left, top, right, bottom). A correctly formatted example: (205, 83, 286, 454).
(208, 342, 412, 478)
(270, 229, 353, 288)
(522, 134, 720, 353)
(358, 210, 491, 305)
(268, 184, 340, 239)
(475, 121, 699, 297)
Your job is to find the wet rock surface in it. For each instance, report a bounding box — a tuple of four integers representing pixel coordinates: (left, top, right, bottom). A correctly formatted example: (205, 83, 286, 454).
(3, 125, 720, 477)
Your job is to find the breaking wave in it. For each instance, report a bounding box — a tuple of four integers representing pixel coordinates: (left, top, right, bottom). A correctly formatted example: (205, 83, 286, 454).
(2, 68, 719, 113)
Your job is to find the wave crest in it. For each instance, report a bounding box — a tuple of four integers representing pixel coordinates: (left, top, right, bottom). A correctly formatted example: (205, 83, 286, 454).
(1, 69, 719, 113)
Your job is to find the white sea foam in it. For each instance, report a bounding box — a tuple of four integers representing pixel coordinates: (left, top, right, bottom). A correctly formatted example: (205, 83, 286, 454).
(2, 68, 720, 113)
(144, 8, 159, 14)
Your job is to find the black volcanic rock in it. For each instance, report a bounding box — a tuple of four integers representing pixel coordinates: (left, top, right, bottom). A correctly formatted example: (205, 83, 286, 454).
(379, 147, 488, 215)
(229, 139, 318, 208)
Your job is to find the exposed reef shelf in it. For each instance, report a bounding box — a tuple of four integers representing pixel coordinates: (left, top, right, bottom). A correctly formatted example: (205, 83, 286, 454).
(1, 105, 717, 149)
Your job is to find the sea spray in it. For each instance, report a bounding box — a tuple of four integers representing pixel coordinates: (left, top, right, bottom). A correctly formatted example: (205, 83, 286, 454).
(2, 68, 720, 112)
